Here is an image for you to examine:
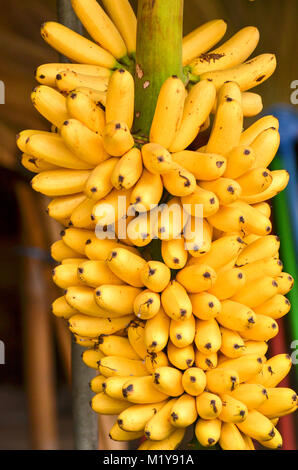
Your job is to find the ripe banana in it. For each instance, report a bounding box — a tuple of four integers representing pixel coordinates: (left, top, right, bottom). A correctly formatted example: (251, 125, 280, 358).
(133, 290, 161, 320)
(102, 121, 134, 157)
(257, 387, 297, 419)
(216, 300, 256, 332)
(219, 422, 247, 450)
(68, 313, 134, 338)
(103, 376, 133, 400)
(144, 308, 170, 353)
(21, 153, 59, 173)
(141, 143, 174, 175)
(47, 193, 86, 222)
(90, 374, 106, 393)
(84, 158, 118, 201)
(170, 394, 197, 428)
(190, 292, 221, 320)
(31, 169, 91, 197)
(31, 85, 68, 129)
(170, 315, 196, 348)
(127, 319, 147, 360)
(70, 197, 96, 229)
(109, 422, 144, 442)
(91, 392, 131, 415)
(52, 263, 83, 289)
(184, 217, 212, 257)
(206, 368, 240, 394)
(105, 69, 135, 130)
(85, 237, 138, 261)
(52, 295, 78, 319)
(51, 239, 83, 262)
(101, 0, 137, 56)
(240, 169, 289, 204)
(237, 409, 276, 442)
(240, 313, 279, 342)
(240, 114, 279, 146)
(195, 418, 222, 447)
(117, 402, 166, 433)
(145, 350, 169, 373)
(199, 178, 242, 206)
(130, 169, 163, 212)
(149, 76, 186, 149)
(82, 347, 104, 369)
(182, 368, 206, 396)
(195, 318, 222, 354)
(161, 280, 192, 321)
(195, 350, 218, 371)
(98, 335, 139, 361)
(78, 260, 123, 288)
(248, 354, 292, 388)
(144, 399, 178, 441)
(95, 285, 142, 316)
(122, 376, 168, 404)
(161, 238, 188, 270)
(275, 272, 294, 295)
(152, 366, 184, 397)
(182, 184, 220, 218)
(140, 261, 171, 293)
(56, 71, 109, 94)
(41, 21, 118, 68)
(176, 264, 217, 294)
(196, 391, 222, 419)
(167, 341, 195, 370)
(92, 187, 132, 227)
(106, 247, 146, 288)
(231, 276, 279, 308)
(162, 165, 196, 197)
(219, 394, 248, 423)
(99, 356, 148, 378)
(219, 327, 246, 359)
(224, 145, 255, 179)
(254, 294, 291, 319)
(36, 63, 111, 87)
(172, 151, 227, 181)
(111, 148, 143, 190)
(209, 268, 246, 300)
(62, 228, 97, 255)
(236, 235, 280, 266)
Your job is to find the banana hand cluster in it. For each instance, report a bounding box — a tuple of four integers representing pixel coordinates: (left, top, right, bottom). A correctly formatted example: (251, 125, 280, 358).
(19, 0, 296, 452)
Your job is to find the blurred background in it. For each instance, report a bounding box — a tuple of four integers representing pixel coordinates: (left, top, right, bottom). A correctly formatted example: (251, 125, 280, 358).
(0, 0, 297, 450)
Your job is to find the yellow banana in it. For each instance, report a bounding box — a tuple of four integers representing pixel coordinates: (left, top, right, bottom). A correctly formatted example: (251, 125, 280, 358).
(150, 76, 186, 149)
(275, 272, 294, 295)
(173, 150, 227, 180)
(199, 178, 242, 206)
(140, 261, 171, 293)
(170, 394, 197, 428)
(127, 319, 147, 360)
(237, 409, 276, 442)
(219, 394, 248, 423)
(145, 428, 186, 450)
(182, 19, 227, 66)
(258, 428, 283, 450)
(62, 227, 96, 255)
(126, 211, 153, 248)
(195, 318, 221, 355)
(182, 368, 206, 396)
(21, 153, 59, 173)
(31, 85, 68, 129)
(144, 308, 170, 353)
(106, 247, 146, 288)
(78, 260, 124, 288)
(71, 0, 127, 59)
(241, 340, 268, 357)
(257, 387, 297, 419)
(152, 367, 184, 397)
(82, 347, 104, 369)
(91, 392, 131, 415)
(133, 290, 161, 320)
(161, 280, 192, 321)
(216, 300, 256, 332)
(240, 169, 289, 204)
(170, 315, 196, 348)
(206, 83, 243, 156)
(95, 285, 142, 315)
(231, 199, 273, 235)
(162, 165, 196, 197)
(236, 235, 280, 266)
(70, 198, 96, 229)
(254, 294, 291, 319)
(68, 313, 134, 338)
(232, 276, 279, 308)
(109, 422, 144, 442)
(74, 86, 107, 106)
(190, 26, 260, 75)
(47, 193, 86, 222)
(236, 167, 273, 196)
(144, 399, 178, 441)
(176, 264, 217, 294)
(111, 148, 143, 190)
(188, 235, 245, 271)
(248, 354, 292, 388)
(241, 256, 283, 283)
(224, 145, 255, 179)
(52, 263, 82, 289)
(103, 376, 133, 400)
(98, 335, 139, 360)
(250, 127, 280, 169)
(169, 80, 216, 152)
(85, 237, 138, 261)
(66, 89, 106, 136)
(208, 268, 246, 300)
(241, 91, 263, 117)
(117, 402, 165, 432)
(99, 356, 148, 378)
(17, 129, 60, 153)
(61, 119, 109, 166)
(240, 314, 279, 342)
(195, 350, 218, 371)
(41, 21, 117, 67)
(190, 292, 221, 320)
(51, 239, 82, 262)
(161, 238, 188, 270)
(196, 391, 222, 419)
(36, 63, 111, 87)
(31, 169, 91, 197)
(52, 295, 78, 319)
(219, 422, 247, 450)
(145, 350, 169, 373)
(122, 376, 168, 404)
(26, 132, 92, 170)
(84, 158, 118, 201)
(182, 184, 220, 218)
(183, 217, 212, 257)
(207, 205, 246, 236)
(206, 368, 240, 394)
(195, 418, 222, 447)
(130, 169, 163, 212)
(92, 187, 132, 227)
(106, 69, 134, 129)
(217, 354, 264, 383)
(90, 374, 106, 393)
(65, 286, 117, 318)
(200, 54, 277, 92)
(219, 327, 246, 359)
(103, 121, 134, 157)
(167, 341, 195, 370)
(154, 198, 186, 241)
(141, 143, 174, 175)
(240, 114, 280, 146)
(228, 383, 268, 410)
(101, 0, 137, 56)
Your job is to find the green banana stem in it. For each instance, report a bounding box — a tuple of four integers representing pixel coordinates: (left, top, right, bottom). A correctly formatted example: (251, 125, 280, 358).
(133, 0, 184, 137)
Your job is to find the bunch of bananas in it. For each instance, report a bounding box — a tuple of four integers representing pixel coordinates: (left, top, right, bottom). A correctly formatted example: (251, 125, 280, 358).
(18, 0, 297, 451)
